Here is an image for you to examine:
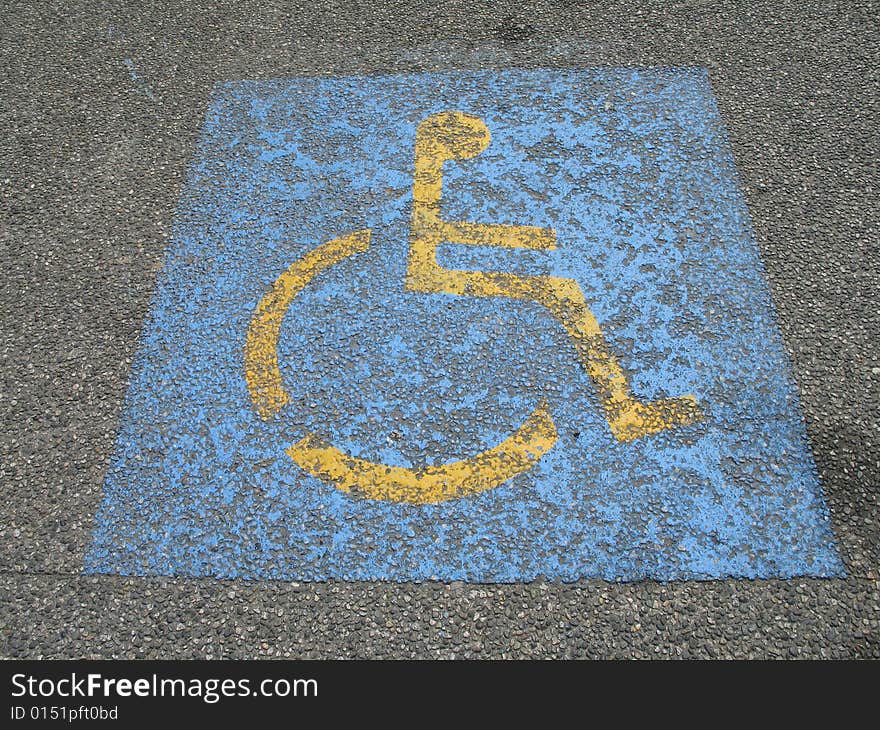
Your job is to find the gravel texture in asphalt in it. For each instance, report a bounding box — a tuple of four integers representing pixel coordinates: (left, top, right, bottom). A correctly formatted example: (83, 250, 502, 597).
(0, 0, 877, 658)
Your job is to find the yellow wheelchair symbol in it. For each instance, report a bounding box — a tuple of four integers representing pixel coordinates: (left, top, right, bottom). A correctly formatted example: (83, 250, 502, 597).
(244, 111, 702, 504)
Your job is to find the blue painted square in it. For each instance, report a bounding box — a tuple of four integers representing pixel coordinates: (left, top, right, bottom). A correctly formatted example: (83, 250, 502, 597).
(85, 68, 844, 580)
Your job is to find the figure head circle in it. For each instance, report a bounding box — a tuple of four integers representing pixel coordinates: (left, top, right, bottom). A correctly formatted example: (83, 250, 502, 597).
(418, 111, 490, 160)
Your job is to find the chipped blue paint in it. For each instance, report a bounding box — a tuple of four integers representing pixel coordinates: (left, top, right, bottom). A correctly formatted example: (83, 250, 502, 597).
(84, 68, 844, 581)
(122, 58, 157, 102)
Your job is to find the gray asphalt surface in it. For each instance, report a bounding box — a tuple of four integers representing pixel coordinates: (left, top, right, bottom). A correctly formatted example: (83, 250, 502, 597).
(1, 0, 877, 658)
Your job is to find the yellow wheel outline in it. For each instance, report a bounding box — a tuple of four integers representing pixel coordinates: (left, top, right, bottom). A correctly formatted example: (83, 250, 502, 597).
(243, 230, 559, 504)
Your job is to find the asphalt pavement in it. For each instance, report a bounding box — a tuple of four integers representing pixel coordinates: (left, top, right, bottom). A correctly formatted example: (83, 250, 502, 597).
(0, 0, 877, 658)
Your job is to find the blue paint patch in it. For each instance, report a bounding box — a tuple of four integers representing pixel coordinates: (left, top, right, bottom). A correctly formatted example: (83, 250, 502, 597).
(122, 58, 157, 102)
(85, 68, 844, 581)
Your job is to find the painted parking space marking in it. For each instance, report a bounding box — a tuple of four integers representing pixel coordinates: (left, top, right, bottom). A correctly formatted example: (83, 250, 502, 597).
(246, 111, 699, 504)
(85, 68, 844, 580)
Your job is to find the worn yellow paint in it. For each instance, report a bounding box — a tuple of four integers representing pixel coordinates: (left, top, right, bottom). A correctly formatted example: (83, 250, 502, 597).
(244, 110, 701, 504)
(244, 229, 373, 419)
(287, 403, 558, 504)
(406, 111, 702, 441)
(244, 227, 558, 503)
